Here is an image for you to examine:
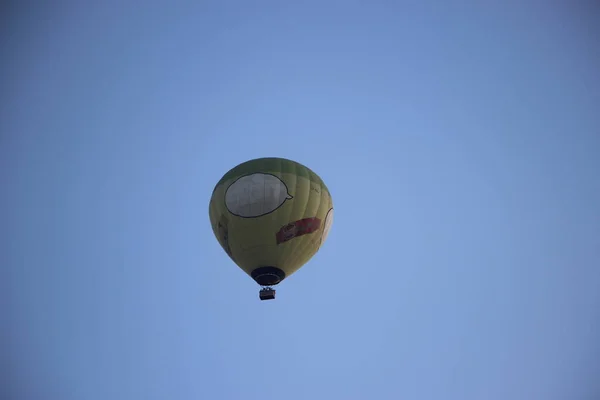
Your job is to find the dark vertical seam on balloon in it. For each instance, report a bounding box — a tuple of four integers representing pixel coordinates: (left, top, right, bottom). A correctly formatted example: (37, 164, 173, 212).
(287, 165, 323, 274)
(293, 171, 324, 272)
(319, 188, 332, 250)
(311, 173, 328, 254)
(270, 158, 279, 267)
(211, 188, 232, 265)
(281, 159, 299, 272)
(287, 164, 310, 270)
(277, 157, 291, 269)
(263, 170, 266, 217)
(303, 177, 326, 259)
(285, 162, 301, 273)
(290, 162, 306, 272)
(284, 158, 300, 271)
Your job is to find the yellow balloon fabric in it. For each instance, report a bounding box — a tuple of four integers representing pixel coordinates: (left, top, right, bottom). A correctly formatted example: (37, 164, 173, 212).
(209, 157, 334, 286)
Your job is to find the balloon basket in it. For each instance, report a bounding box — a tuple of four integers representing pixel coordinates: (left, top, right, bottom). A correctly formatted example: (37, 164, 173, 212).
(259, 287, 276, 301)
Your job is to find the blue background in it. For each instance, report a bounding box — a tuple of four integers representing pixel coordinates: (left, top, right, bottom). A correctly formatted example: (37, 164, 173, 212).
(3, 2, 599, 399)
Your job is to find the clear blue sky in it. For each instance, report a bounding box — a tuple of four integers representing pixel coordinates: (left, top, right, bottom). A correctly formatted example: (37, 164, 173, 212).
(3, 2, 599, 400)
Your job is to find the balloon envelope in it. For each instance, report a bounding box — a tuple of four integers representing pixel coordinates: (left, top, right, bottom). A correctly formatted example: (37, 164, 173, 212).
(209, 157, 334, 286)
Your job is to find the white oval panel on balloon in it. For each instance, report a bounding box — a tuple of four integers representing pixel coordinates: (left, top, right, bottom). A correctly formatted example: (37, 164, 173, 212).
(225, 173, 293, 218)
(321, 208, 334, 245)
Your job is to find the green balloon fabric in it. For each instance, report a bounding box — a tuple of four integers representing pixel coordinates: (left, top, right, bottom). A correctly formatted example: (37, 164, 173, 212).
(209, 157, 334, 286)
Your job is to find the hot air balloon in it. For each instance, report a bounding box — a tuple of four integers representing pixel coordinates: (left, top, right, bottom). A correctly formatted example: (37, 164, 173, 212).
(209, 157, 334, 301)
